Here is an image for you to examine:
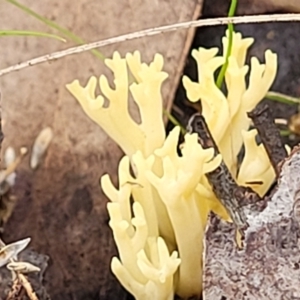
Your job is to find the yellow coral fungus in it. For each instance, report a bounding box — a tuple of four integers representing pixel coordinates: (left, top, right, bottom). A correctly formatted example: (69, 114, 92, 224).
(67, 31, 278, 300)
(66, 51, 166, 158)
(183, 31, 277, 179)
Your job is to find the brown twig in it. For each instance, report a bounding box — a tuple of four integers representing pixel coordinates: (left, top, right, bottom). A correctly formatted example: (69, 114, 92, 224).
(164, 1, 202, 121)
(1, 14, 300, 77)
(1, 148, 28, 183)
(18, 273, 39, 300)
(6, 278, 24, 300)
(187, 113, 258, 236)
(248, 104, 288, 177)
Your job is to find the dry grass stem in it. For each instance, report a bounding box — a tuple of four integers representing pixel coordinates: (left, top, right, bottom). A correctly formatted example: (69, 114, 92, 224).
(18, 273, 39, 300)
(0, 13, 300, 77)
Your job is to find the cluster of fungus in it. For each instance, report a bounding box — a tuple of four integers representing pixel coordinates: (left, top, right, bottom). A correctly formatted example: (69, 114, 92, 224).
(66, 31, 277, 299)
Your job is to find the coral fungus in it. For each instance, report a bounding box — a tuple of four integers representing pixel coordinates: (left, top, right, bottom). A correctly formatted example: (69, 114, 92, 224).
(67, 31, 278, 299)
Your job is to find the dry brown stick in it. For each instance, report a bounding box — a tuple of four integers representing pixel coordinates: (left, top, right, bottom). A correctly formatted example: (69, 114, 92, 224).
(18, 273, 39, 300)
(6, 278, 24, 300)
(187, 113, 251, 236)
(1, 14, 300, 77)
(0, 147, 27, 182)
(165, 1, 202, 118)
(248, 104, 288, 177)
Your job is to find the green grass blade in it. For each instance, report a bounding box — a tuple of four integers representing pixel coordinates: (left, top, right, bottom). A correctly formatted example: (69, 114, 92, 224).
(5, 0, 104, 60)
(266, 91, 300, 105)
(216, 0, 238, 89)
(163, 110, 186, 135)
(0, 30, 65, 41)
(279, 129, 291, 136)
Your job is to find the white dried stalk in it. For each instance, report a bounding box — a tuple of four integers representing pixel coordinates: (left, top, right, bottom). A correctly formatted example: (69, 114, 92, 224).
(0, 14, 300, 77)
